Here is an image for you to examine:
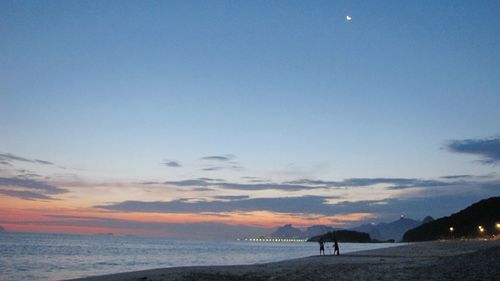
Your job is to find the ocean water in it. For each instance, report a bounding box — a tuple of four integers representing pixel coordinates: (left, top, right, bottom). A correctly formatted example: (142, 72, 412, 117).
(0, 232, 401, 281)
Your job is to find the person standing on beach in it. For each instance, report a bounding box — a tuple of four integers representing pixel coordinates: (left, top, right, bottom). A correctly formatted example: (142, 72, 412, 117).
(333, 238, 340, 256)
(319, 237, 325, 255)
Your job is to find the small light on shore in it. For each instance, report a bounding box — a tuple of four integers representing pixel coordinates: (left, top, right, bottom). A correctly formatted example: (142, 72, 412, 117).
(449, 227, 454, 232)
(478, 226, 484, 233)
(496, 223, 500, 229)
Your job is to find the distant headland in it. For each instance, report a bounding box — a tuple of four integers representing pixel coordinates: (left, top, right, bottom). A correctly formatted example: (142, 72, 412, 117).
(403, 196, 500, 241)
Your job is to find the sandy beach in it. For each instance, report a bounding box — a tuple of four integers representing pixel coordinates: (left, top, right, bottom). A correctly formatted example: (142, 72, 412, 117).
(70, 239, 500, 281)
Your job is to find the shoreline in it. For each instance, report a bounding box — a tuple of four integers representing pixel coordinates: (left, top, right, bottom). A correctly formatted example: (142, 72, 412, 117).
(69, 239, 500, 281)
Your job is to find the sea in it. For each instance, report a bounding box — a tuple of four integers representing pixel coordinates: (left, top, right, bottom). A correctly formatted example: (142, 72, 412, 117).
(0, 232, 402, 281)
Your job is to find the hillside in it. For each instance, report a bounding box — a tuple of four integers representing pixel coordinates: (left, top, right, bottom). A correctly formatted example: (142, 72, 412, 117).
(403, 197, 500, 242)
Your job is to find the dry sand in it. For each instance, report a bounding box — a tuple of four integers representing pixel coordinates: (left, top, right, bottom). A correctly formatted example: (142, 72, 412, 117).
(70, 239, 500, 281)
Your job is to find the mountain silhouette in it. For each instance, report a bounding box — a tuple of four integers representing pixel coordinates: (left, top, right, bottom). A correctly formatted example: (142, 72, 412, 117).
(269, 216, 429, 241)
(269, 224, 304, 238)
(351, 217, 422, 242)
(303, 225, 337, 238)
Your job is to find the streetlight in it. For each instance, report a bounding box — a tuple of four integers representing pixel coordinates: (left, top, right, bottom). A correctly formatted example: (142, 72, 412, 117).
(478, 226, 484, 236)
(449, 227, 454, 239)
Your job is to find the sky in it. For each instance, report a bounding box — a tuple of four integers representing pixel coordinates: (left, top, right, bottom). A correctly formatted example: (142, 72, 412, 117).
(0, 0, 499, 239)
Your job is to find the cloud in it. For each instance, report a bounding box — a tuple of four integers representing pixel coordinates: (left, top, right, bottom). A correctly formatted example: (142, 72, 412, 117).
(201, 165, 243, 172)
(0, 177, 67, 194)
(212, 195, 250, 200)
(192, 187, 215, 192)
(164, 179, 218, 187)
(201, 155, 235, 161)
(339, 178, 440, 187)
(0, 177, 68, 200)
(162, 160, 181, 167)
(199, 155, 244, 171)
(440, 175, 474, 179)
(385, 180, 453, 190)
(240, 176, 266, 182)
(162, 177, 452, 191)
(35, 159, 54, 165)
(0, 153, 54, 165)
(0, 189, 53, 200)
(95, 195, 342, 214)
(201, 167, 223, 171)
(16, 169, 42, 178)
(165, 178, 324, 191)
(439, 174, 494, 180)
(446, 136, 500, 164)
(218, 182, 323, 191)
(287, 178, 450, 189)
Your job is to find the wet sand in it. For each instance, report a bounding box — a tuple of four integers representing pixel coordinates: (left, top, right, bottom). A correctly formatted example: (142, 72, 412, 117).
(70, 239, 500, 281)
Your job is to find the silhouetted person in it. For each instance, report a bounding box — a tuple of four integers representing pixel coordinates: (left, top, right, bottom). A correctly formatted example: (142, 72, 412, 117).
(319, 237, 325, 255)
(333, 238, 340, 256)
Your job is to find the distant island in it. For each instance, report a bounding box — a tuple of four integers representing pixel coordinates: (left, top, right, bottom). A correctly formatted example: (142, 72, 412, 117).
(403, 196, 500, 242)
(0, 225, 6, 232)
(307, 230, 391, 243)
(267, 224, 338, 240)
